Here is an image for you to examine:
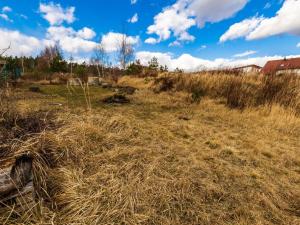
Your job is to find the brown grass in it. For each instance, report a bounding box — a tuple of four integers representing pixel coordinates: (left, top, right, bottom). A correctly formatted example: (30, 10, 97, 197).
(153, 73, 300, 114)
(0, 74, 300, 225)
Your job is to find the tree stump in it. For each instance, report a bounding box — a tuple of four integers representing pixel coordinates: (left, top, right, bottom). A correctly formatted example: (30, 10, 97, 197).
(0, 155, 35, 215)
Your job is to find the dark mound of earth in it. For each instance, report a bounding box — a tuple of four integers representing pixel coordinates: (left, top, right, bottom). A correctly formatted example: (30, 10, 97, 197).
(102, 94, 130, 104)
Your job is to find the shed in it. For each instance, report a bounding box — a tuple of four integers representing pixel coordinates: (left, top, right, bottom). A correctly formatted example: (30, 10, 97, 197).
(233, 65, 262, 73)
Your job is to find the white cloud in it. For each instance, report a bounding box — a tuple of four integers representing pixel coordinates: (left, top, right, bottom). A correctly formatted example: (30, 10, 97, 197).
(169, 41, 181, 47)
(264, 2, 272, 9)
(145, 37, 158, 45)
(136, 51, 300, 72)
(77, 27, 96, 40)
(147, 2, 195, 43)
(128, 13, 138, 23)
(200, 45, 207, 49)
(100, 32, 139, 52)
(131, 0, 137, 5)
(0, 6, 13, 22)
(297, 43, 300, 48)
(147, 0, 248, 44)
(20, 14, 28, 20)
(46, 26, 98, 54)
(0, 14, 12, 22)
(0, 28, 44, 56)
(2, 6, 12, 13)
(221, 0, 300, 42)
(39, 2, 75, 25)
(136, 51, 173, 68)
(220, 17, 263, 42)
(0, 25, 98, 57)
(233, 50, 257, 58)
(136, 51, 215, 71)
(188, 0, 248, 27)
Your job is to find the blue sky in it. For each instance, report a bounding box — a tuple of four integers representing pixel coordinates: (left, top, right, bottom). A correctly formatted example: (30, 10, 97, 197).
(0, 0, 300, 71)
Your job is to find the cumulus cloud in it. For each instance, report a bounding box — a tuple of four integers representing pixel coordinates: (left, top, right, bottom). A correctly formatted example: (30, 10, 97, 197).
(147, 0, 248, 44)
(128, 13, 138, 23)
(100, 32, 139, 52)
(188, 0, 248, 27)
(136, 51, 173, 68)
(20, 14, 28, 20)
(136, 51, 300, 72)
(147, 2, 196, 43)
(220, 17, 263, 42)
(2, 6, 12, 12)
(0, 6, 13, 22)
(77, 27, 96, 40)
(39, 2, 75, 25)
(264, 2, 272, 9)
(0, 3, 140, 61)
(0, 26, 97, 58)
(221, 0, 300, 42)
(169, 41, 181, 47)
(297, 43, 300, 48)
(131, 0, 137, 5)
(145, 37, 158, 45)
(233, 50, 257, 58)
(46, 26, 98, 54)
(0, 28, 44, 56)
(0, 14, 13, 22)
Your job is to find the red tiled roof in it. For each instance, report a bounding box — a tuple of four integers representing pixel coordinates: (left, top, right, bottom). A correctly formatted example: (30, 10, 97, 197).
(262, 57, 300, 74)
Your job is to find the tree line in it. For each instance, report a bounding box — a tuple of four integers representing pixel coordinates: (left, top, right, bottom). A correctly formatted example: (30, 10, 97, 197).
(0, 35, 170, 80)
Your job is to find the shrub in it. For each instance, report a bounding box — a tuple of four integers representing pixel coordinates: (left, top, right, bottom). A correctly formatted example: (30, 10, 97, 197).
(153, 76, 175, 93)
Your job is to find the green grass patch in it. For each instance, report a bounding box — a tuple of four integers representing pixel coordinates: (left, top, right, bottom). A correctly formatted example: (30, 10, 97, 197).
(25, 84, 113, 109)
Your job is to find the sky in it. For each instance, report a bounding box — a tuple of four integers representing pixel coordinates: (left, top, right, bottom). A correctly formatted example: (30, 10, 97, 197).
(0, 0, 300, 71)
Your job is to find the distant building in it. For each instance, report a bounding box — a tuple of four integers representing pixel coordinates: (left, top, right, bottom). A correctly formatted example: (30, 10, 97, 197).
(262, 57, 300, 75)
(233, 65, 262, 73)
(68, 78, 82, 86)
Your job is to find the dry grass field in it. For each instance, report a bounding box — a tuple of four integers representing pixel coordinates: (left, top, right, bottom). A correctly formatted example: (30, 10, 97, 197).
(0, 73, 300, 225)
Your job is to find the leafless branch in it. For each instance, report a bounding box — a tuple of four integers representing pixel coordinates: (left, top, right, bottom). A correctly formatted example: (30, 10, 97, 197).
(0, 43, 11, 57)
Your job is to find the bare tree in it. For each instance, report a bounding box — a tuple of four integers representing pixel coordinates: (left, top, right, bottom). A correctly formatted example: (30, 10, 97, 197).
(69, 55, 74, 77)
(39, 43, 62, 69)
(0, 44, 11, 90)
(0, 44, 10, 75)
(117, 34, 134, 70)
(93, 43, 108, 77)
(0, 44, 10, 57)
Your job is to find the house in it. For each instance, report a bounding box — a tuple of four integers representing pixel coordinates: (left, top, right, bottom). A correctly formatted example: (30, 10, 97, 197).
(233, 65, 262, 73)
(262, 57, 300, 75)
(87, 76, 101, 86)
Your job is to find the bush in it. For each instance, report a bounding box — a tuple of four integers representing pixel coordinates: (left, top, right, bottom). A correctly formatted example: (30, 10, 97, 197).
(153, 76, 175, 93)
(126, 62, 143, 75)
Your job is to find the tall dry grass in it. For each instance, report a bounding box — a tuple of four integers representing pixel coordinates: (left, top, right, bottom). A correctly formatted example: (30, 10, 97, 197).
(153, 72, 300, 114)
(2, 107, 299, 225)
(1, 76, 300, 224)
